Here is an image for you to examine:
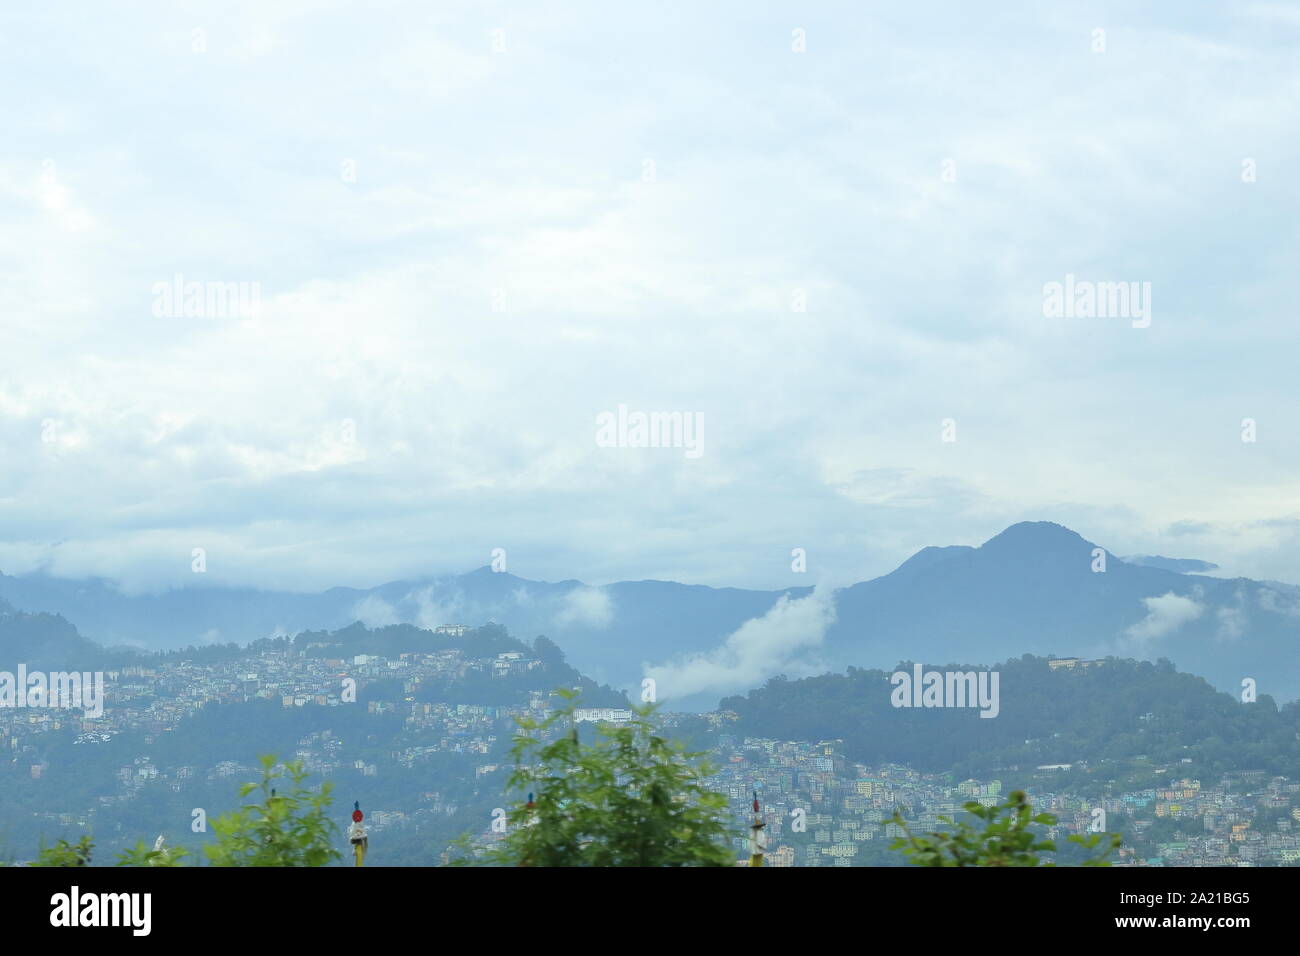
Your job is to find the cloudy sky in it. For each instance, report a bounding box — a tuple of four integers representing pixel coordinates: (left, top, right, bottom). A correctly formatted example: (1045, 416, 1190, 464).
(3, 1, 1299, 595)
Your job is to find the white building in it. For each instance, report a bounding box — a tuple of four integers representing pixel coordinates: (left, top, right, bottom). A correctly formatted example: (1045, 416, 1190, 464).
(573, 708, 634, 724)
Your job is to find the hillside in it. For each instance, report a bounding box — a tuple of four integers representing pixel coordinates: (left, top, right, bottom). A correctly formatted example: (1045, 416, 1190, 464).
(720, 655, 1300, 782)
(0, 598, 104, 667)
(0, 619, 624, 864)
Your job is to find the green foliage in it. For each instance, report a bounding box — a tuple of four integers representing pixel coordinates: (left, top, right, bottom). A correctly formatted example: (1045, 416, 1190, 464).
(15, 757, 341, 867)
(114, 840, 189, 867)
(723, 656, 1300, 780)
(30, 835, 94, 867)
(465, 690, 737, 866)
(203, 755, 341, 867)
(889, 790, 1121, 866)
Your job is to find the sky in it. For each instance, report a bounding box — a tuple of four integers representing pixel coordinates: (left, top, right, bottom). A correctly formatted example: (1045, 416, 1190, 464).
(2, 1, 1300, 595)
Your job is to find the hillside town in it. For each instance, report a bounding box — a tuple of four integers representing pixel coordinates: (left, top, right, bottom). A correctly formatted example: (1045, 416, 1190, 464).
(3, 636, 1298, 867)
(688, 725, 1300, 867)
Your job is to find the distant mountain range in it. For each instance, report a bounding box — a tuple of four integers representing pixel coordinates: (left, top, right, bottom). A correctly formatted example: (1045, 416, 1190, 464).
(1123, 555, 1220, 574)
(3, 521, 1300, 707)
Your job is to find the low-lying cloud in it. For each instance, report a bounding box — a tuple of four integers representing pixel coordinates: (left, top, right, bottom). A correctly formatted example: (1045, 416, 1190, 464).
(351, 594, 399, 628)
(1125, 591, 1204, 643)
(644, 585, 837, 701)
(553, 586, 614, 629)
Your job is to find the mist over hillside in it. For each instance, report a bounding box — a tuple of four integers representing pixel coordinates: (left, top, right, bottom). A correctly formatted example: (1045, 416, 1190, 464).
(3, 521, 1299, 708)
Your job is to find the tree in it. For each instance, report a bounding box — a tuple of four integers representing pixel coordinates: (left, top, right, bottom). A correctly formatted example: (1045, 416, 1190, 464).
(888, 790, 1121, 866)
(464, 689, 737, 866)
(533, 635, 566, 668)
(115, 840, 189, 867)
(203, 755, 341, 867)
(30, 835, 94, 867)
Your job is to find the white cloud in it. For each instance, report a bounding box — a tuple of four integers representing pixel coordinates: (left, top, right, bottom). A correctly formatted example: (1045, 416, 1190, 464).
(1125, 592, 1205, 643)
(3, 3, 1300, 596)
(1215, 586, 1250, 641)
(411, 587, 468, 631)
(1216, 605, 1246, 642)
(553, 586, 613, 629)
(644, 586, 836, 701)
(351, 595, 398, 628)
(1259, 586, 1300, 619)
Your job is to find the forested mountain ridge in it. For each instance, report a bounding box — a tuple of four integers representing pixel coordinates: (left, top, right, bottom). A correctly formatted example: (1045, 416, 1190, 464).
(720, 655, 1300, 782)
(0, 597, 103, 667)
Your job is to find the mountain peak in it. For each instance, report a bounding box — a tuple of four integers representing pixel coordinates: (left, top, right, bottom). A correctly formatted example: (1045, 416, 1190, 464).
(891, 544, 977, 577)
(980, 521, 1095, 554)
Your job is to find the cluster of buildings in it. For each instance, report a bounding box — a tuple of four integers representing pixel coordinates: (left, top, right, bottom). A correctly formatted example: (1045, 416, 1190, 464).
(5, 635, 1299, 866)
(2, 640, 550, 758)
(3, 638, 551, 843)
(682, 722, 1300, 866)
